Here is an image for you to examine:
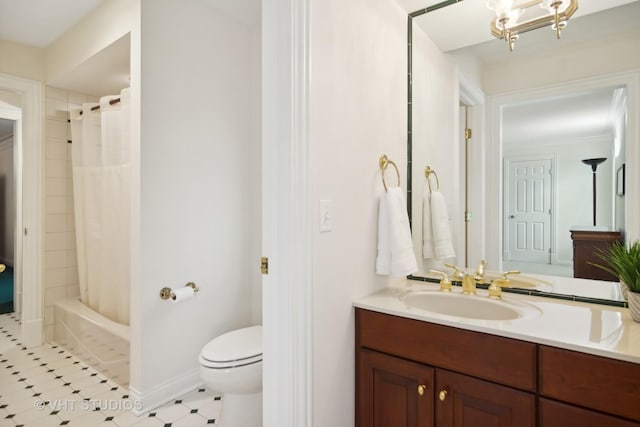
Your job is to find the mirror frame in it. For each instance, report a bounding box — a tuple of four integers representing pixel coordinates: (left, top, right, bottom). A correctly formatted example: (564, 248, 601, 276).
(405, 1, 638, 308)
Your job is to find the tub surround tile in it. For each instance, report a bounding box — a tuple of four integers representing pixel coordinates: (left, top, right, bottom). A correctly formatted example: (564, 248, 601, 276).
(45, 197, 68, 215)
(44, 86, 82, 343)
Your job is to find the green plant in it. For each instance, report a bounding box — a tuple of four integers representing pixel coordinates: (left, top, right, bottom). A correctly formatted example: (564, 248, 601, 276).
(591, 241, 640, 293)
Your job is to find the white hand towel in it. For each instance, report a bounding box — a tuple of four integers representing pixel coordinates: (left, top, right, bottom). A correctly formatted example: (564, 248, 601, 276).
(422, 186, 434, 259)
(376, 187, 418, 277)
(430, 190, 456, 259)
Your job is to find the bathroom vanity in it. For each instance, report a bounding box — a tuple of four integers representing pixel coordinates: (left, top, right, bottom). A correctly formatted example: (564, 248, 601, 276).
(354, 284, 640, 427)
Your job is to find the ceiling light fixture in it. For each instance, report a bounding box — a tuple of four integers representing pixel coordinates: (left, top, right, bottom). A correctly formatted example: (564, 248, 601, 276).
(486, 0, 578, 52)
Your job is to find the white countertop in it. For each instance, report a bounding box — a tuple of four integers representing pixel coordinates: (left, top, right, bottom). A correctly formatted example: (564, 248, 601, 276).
(353, 281, 640, 364)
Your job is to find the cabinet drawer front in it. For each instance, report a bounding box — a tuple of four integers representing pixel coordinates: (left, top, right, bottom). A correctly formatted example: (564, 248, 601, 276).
(539, 346, 640, 422)
(356, 309, 536, 391)
(540, 398, 640, 427)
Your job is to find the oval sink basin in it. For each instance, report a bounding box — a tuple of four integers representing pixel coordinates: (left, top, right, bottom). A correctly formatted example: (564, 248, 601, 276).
(401, 292, 540, 321)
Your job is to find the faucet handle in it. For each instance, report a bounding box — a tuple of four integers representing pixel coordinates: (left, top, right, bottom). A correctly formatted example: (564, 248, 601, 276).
(444, 263, 465, 280)
(500, 270, 521, 281)
(488, 271, 520, 300)
(429, 270, 452, 293)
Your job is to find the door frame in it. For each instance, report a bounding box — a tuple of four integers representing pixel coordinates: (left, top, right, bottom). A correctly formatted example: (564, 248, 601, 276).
(0, 73, 43, 347)
(459, 75, 486, 270)
(262, 0, 312, 426)
(503, 154, 556, 264)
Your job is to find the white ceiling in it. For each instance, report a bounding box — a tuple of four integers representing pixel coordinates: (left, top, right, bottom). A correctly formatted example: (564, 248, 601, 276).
(0, 0, 104, 48)
(502, 88, 622, 145)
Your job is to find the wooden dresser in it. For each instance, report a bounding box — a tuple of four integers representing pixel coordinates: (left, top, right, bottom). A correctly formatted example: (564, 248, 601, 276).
(570, 227, 622, 281)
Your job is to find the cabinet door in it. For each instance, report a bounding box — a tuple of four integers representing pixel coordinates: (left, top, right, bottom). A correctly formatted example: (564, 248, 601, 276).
(358, 349, 434, 427)
(435, 369, 535, 427)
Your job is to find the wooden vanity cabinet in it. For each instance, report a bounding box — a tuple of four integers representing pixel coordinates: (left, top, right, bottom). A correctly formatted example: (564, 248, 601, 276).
(356, 308, 640, 427)
(356, 308, 536, 427)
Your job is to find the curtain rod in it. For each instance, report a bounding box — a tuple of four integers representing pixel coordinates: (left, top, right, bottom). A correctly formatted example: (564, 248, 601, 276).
(78, 97, 121, 116)
(68, 97, 123, 142)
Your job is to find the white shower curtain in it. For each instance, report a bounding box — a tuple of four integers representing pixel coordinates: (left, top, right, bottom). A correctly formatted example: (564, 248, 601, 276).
(69, 88, 131, 325)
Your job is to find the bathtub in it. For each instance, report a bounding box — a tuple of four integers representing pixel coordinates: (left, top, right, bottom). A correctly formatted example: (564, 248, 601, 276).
(54, 297, 129, 387)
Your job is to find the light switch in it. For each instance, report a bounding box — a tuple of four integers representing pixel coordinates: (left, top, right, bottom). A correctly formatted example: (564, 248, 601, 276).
(319, 199, 332, 232)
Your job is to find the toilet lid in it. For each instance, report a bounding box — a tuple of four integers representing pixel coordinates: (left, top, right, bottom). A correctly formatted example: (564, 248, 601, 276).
(200, 325, 262, 365)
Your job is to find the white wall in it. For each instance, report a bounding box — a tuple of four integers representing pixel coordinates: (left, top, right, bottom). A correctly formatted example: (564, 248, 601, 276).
(0, 132, 15, 265)
(138, 0, 260, 409)
(411, 23, 461, 274)
(309, 0, 406, 425)
(482, 28, 640, 95)
(0, 40, 45, 82)
(248, 19, 262, 325)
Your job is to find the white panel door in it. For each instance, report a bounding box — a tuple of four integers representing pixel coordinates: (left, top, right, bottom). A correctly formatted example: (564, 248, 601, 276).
(505, 158, 551, 263)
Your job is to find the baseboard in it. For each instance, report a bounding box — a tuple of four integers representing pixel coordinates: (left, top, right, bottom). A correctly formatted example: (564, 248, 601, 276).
(21, 317, 43, 348)
(128, 368, 203, 416)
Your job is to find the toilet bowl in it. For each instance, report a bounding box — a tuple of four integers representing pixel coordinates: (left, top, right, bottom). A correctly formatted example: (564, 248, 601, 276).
(199, 325, 262, 427)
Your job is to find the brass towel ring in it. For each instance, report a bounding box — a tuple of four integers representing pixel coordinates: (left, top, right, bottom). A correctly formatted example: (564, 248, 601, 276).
(425, 166, 440, 193)
(379, 155, 400, 192)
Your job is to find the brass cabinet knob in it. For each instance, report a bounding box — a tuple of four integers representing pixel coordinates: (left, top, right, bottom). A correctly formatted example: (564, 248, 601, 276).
(439, 390, 448, 401)
(418, 384, 426, 396)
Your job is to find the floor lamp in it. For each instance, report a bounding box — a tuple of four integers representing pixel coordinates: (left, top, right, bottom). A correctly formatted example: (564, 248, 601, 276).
(582, 157, 607, 226)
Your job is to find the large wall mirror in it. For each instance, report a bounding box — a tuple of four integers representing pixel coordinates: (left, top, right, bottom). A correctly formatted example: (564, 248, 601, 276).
(402, 0, 640, 305)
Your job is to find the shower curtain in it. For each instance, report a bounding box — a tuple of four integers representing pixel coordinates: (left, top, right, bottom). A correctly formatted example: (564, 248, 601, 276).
(69, 88, 131, 325)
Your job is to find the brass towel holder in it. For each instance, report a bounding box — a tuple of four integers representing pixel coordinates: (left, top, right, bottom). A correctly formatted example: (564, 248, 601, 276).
(425, 166, 440, 193)
(379, 154, 400, 192)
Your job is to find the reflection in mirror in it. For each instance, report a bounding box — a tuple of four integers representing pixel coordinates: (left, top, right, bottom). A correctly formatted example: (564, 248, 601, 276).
(404, 0, 640, 305)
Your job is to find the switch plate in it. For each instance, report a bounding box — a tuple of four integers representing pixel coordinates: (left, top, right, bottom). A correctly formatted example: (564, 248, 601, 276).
(319, 199, 332, 232)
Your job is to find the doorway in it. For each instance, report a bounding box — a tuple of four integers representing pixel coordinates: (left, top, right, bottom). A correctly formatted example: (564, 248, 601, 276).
(0, 73, 44, 348)
(503, 156, 553, 264)
(0, 118, 16, 314)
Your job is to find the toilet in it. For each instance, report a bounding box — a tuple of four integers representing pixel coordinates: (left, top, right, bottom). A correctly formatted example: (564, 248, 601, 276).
(199, 325, 262, 427)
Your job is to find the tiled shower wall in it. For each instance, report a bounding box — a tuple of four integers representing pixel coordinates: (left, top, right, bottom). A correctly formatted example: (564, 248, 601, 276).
(43, 86, 95, 341)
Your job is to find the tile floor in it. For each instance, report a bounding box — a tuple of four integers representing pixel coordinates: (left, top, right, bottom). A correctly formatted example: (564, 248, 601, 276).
(0, 313, 222, 426)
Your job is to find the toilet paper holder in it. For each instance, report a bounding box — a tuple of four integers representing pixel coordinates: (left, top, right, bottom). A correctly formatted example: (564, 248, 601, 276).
(160, 282, 199, 300)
